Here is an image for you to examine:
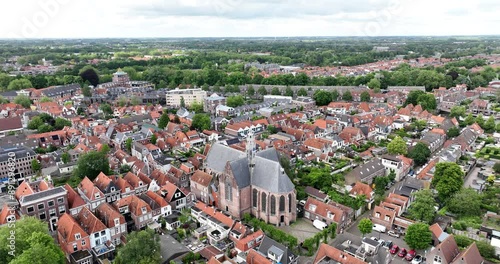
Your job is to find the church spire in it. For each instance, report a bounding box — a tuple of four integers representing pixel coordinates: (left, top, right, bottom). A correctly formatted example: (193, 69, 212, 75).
(246, 130, 256, 175)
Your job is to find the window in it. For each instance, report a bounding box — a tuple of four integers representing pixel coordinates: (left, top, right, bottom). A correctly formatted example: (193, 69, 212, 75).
(279, 196, 285, 212)
(375, 212, 380, 218)
(75, 233, 81, 240)
(59, 205, 66, 214)
(48, 200, 54, 207)
(174, 192, 181, 198)
(385, 215, 390, 221)
(309, 204, 317, 212)
(57, 197, 64, 204)
(288, 194, 292, 213)
(111, 187, 115, 192)
(225, 178, 232, 201)
(39, 212, 46, 220)
(73, 244, 77, 252)
(49, 209, 56, 217)
(261, 193, 267, 212)
(27, 206, 34, 213)
(94, 233, 99, 238)
(253, 189, 258, 208)
(270, 196, 276, 215)
(101, 231, 105, 236)
(81, 240, 86, 246)
(434, 256, 442, 263)
(37, 203, 44, 210)
(114, 218, 120, 226)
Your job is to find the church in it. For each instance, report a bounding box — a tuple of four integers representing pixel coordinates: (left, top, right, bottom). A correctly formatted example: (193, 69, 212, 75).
(204, 132, 297, 226)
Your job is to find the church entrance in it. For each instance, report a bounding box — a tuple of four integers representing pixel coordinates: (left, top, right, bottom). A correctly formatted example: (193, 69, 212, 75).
(280, 215, 285, 224)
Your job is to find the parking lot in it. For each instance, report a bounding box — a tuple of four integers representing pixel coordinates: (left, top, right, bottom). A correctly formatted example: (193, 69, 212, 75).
(279, 218, 321, 243)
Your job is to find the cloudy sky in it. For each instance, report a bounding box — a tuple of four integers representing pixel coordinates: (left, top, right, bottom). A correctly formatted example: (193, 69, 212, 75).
(1, 0, 499, 38)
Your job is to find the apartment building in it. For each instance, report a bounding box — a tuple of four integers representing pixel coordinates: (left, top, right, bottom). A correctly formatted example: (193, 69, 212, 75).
(165, 88, 207, 108)
(0, 146, 36, 192)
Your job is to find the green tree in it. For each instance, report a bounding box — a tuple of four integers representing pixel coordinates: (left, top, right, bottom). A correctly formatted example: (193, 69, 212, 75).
(150, 134, 157, 144)
(73, 151, 110, 180)
(226, 95, 245, 107)
(14, 94, 31, 108)
(79, 66, 99, 87)
(31, 159, 41, 173)
(447, 188, 482, 217)
(405, 90, 426, 106)
(387, 136, 408, 155)
(99, 103, 113, 116)
(342, 90, 353, 101)
(313, 90, 332, 106)
(54, 117, 71, 130)
(115, 229, 161, 264)
(81, 86, 91, 97)
(374, 176, 390, 196)
(483, 116, 495, 133)
(408, 142, 431, 166)
(247, 85, 255, 96)
(189, 101, 204, 113)
(284, 86, 294, 97)
(475, 114, 485, 128)
(408, 189, 437, 224)
(125, 138, 133, 153)
(450, 106, 466, 118)
(130, 96, 141, 106)
(431, 162, 464, 202)
(493, 162, 500, 174)
(0, 217, 63, 264)
(297, 87, 308, 96)
(331, 90, 339, 101)
(360, 91, 371, 102)
(37, 124, 53, 133)
(61, 152, 71, 164)
(192, 113, 211, 131)
(404, 223, 432, 250)
(28, 116, 43, 130)
(158, 112, 170, 129)
(464, 114, 475, 126)
(267, 125, 278, 134)
(8, 78, 33, 90)
(100, 144, 110, 154)
(180, 96, 186, 108)
(358, 218, 373, 237)
(417, 93, 437, 111)
(258, 86, 268, 95)
(39, 96, 52, 103)
(367, 78, 381, 89)
(446, 126, 460, 138)
(271, 87, 281, 95)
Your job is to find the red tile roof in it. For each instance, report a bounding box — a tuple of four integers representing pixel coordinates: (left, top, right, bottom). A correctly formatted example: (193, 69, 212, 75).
(313, 243, 368, 264)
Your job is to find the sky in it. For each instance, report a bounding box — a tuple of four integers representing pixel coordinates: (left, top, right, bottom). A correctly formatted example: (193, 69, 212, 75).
(1, 0, 499, 38)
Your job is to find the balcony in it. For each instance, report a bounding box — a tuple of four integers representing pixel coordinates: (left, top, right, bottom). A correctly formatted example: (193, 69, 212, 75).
(92, 241, 115, 257)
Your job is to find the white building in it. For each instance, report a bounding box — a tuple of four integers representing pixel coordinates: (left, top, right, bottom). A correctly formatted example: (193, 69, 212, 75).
(165, 88, 207, 108)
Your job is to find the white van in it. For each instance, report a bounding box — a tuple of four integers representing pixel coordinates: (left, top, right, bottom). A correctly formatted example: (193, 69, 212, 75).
(372, 224, 387, 233)
(313, 219, 328, 230)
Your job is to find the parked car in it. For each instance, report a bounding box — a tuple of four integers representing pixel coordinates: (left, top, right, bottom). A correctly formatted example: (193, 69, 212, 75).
(299, 200, 306, 206)
(313, 219, 328, 230)
(390, 245, 399, 255)
(383, 240, 393, 249)
(372, 224, 387, 233)
(405, 249, 416, 261)
(411, 255, 423, 264)
(388, 230, 400, 238)
(398, 248, 407, 258)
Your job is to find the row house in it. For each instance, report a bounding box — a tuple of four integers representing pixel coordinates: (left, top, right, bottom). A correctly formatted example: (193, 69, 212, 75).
(191, 202, 235, 250)
(57, 213, 92, 264)
(313, 243, 368, 264)
(345, 158, 385, 185)
(27, 130, 68, 148)
(64, 184, 86, 217)
(233, 229, 264, 253)
(420, 131, 446, 153)
(15, 179, 68, 231)
(95, 203, 127, 246)
(349, 182, 375, 209)
(140, 191, 172, 222)
(381, 155, 413, 182)
(338, 127, 364, 145)
(190, 170, 214, 205)
(93, 172, 121, 203)
(470, 99, 492, 115)
(304, 197, 353, 233)
(113, 195, 153, 231)
(77, 177, 106, 211)
(371, 193, 413, 232)
(426, 234, 484, 264)
(159, 181, 190, 210)
(123, 172, 148, 194)
(75, 206, 115, 260)
(167, 165, 190, 189)
(225, 121, 265, 138)
(303, 138, 334, 156)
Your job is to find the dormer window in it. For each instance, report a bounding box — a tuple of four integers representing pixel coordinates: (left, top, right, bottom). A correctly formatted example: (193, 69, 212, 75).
(327, 211, 334, 220)
(308, 204, 316, 212)
(141, 207, 147, 214)
(114, 218, 120, 226)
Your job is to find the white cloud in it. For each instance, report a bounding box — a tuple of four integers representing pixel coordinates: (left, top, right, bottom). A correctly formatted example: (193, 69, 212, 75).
(0, 0, 497, 38)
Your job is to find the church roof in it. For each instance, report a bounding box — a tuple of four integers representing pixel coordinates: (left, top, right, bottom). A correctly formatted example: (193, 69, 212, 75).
(205, 143, 246, 173)
(228, 158, 251, 188)
(252, 156, 295, 193)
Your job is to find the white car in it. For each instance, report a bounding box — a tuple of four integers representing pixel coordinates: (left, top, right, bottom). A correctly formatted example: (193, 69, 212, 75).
(411, 255, 423, 264)
(388, 230, 400, 238)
